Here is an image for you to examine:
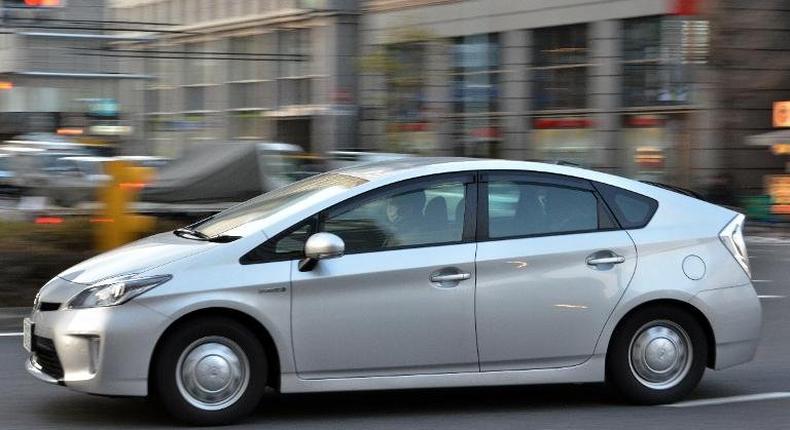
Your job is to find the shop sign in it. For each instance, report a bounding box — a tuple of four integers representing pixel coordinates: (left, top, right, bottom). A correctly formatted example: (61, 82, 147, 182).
(89, 98, 119, 117)
(774, 101, 790, 128)
(772, 143, 790, 156)
(766, 175, 790, 215)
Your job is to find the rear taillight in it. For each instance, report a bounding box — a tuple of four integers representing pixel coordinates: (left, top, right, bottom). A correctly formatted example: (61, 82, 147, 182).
(720, 214, 750, 278)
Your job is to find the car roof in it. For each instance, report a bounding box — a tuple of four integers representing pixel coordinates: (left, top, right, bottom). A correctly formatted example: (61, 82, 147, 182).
(336, 157, 623, 186)
(336, 156, 714, 204)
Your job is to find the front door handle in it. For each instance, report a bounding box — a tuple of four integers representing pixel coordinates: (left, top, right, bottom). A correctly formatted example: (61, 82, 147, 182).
(430, 272, 471, 283)
(586, 255, 625, 266)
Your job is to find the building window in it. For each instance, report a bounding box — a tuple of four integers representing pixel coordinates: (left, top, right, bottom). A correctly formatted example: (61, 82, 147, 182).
(184, 87, 205, 112)
(382, 41, 439, 154)
(278, 29, 311, 106)
(622, 16, 708, 107)
(532, 24, 589, 111)
(184, 42, 210, 86)
(228, 36, 255, 82)
(451, 33, 502, 158)
(226, 35, 276, 139)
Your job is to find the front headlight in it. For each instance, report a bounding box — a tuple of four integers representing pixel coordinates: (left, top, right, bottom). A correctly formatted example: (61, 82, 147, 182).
(65, 274, 172, 310)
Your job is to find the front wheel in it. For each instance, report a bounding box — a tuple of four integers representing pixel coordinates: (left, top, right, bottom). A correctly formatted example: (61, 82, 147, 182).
(607, 307, 708, 404)
(153, 317, 267, 425)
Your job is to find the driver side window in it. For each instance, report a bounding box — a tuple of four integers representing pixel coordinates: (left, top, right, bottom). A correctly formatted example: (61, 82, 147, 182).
(321, 179, 468, 254)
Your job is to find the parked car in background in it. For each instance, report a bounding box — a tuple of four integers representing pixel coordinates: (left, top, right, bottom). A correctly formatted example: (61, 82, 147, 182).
(34, 156, 112, 207)
(25, 158, 761, 425)
(0, 154, 17, 194)
(116, 155, 173, 170)
(142, 141, 320, 204)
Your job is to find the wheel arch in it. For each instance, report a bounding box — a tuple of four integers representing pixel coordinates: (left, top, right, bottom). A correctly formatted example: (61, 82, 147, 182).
(148, 307, 282, 394)
(605, 299, 717, 369)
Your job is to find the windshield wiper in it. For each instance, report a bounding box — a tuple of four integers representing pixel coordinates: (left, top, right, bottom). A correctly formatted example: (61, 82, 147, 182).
(173, 228, 240, 243)
(174, 228, 210, 240)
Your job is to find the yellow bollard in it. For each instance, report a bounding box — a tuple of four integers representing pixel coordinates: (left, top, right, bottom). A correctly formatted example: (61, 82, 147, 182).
(95, 160, 156, 251)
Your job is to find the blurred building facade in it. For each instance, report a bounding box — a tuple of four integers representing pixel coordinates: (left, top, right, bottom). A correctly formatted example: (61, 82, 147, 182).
(2, 0, 786, 198)
(358, 0, 789, 195)
(111, 0, 359, 157)
(0, 0, 142, 143)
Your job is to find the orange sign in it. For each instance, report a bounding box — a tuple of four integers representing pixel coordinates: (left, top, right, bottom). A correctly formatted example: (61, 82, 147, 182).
(772, 144, 790, 156)
(774, 101, 790, 128)
(766, 175, 790, 215)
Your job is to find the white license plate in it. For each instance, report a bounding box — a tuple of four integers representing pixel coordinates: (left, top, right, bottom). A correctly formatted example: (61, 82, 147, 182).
(23, 318, 33, 353)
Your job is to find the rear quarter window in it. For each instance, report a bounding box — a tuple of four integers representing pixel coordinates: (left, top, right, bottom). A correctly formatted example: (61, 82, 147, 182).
(593, 182, 658, 229)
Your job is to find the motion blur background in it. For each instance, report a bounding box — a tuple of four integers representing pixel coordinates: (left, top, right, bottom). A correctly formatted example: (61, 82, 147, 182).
(0, 0, 789, 305)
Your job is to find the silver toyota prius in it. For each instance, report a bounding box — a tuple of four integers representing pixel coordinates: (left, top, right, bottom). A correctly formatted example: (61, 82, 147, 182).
(24, 158, 761, 425)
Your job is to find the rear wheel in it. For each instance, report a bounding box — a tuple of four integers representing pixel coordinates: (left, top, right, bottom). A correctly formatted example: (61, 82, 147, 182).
(607, 306, 708, 404)
(153, 317, 267, 425)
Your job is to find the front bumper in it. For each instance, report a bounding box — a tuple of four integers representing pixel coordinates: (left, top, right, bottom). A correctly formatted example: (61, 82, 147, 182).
(25, 302, 171, 397)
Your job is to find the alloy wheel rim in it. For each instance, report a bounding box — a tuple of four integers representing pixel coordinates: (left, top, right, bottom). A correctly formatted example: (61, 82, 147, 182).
(176, 336, 250, 411)
(628, 320, 693, 390)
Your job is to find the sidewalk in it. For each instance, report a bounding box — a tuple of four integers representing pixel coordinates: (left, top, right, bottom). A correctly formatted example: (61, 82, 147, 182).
(0, 307, 29, 332)
(746, 220, 790, 238)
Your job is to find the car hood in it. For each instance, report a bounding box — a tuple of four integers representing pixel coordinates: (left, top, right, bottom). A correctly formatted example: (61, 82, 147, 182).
(57, 232, 220, 285)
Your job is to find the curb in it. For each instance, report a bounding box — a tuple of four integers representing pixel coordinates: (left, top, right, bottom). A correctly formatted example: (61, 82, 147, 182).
(0, 307, 30, 332)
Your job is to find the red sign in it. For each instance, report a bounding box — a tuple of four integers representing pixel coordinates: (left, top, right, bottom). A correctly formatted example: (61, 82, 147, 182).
(672, 0, 699, 16)
(24, 0, 61, 6)
(627, 115, 665, 127)
(533, 118, 593, 129)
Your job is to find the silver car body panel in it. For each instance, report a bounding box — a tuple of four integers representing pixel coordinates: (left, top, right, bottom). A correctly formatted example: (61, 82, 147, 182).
(291, 243, 478, 379)
(27, 158, 761, 396)
(476, 230, 637, 370)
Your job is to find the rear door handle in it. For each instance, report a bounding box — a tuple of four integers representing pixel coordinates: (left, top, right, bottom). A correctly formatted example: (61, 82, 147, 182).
(430, 273, 471, 283)
(586, 255, 625, 266)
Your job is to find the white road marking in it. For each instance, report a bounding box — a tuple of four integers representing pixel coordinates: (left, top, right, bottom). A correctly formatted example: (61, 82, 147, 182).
(758, 295, 786, 299)
(752, 279, 773, 283)
(746, 237, 790, 245)
(0, 332, 22, 337)
(664, 392, 790, 408)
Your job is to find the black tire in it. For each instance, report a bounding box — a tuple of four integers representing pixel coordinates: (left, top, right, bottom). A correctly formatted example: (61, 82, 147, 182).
(153, 317, 267, 426)
(606, 306, 708, 405)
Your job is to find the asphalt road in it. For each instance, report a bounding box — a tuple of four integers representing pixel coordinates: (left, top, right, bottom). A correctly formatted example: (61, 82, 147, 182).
(0, 233, 789, 430)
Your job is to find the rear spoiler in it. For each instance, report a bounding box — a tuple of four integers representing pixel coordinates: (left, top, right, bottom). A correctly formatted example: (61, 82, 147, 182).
(640, 181, 704, 200)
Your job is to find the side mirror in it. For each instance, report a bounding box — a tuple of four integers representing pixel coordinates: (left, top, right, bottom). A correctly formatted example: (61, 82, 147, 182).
(299, 232, 345, 272)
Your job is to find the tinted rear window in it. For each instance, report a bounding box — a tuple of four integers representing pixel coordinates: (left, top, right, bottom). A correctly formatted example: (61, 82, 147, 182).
(593, 182, 658, 229)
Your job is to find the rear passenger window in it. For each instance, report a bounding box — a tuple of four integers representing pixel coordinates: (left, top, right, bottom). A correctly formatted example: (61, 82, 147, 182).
(488, 181, 610, 239)
(593, 182, 658, 229)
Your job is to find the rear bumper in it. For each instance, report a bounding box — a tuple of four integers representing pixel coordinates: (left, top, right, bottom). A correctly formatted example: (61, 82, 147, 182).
(691, 283, 762, 370)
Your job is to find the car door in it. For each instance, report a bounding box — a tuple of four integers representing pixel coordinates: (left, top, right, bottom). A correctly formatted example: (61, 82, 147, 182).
(475, 171, 637, 371)
(291, 173, 479, 379)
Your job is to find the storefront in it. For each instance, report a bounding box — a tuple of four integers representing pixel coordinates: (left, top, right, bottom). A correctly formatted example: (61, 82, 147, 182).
(747, 101, 790, 219)
(531, 24, 596, 164)
(450, 34, 502, 158)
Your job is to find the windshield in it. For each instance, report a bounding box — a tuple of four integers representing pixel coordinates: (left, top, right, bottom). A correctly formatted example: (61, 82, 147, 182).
(192, 173, 367, 237)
